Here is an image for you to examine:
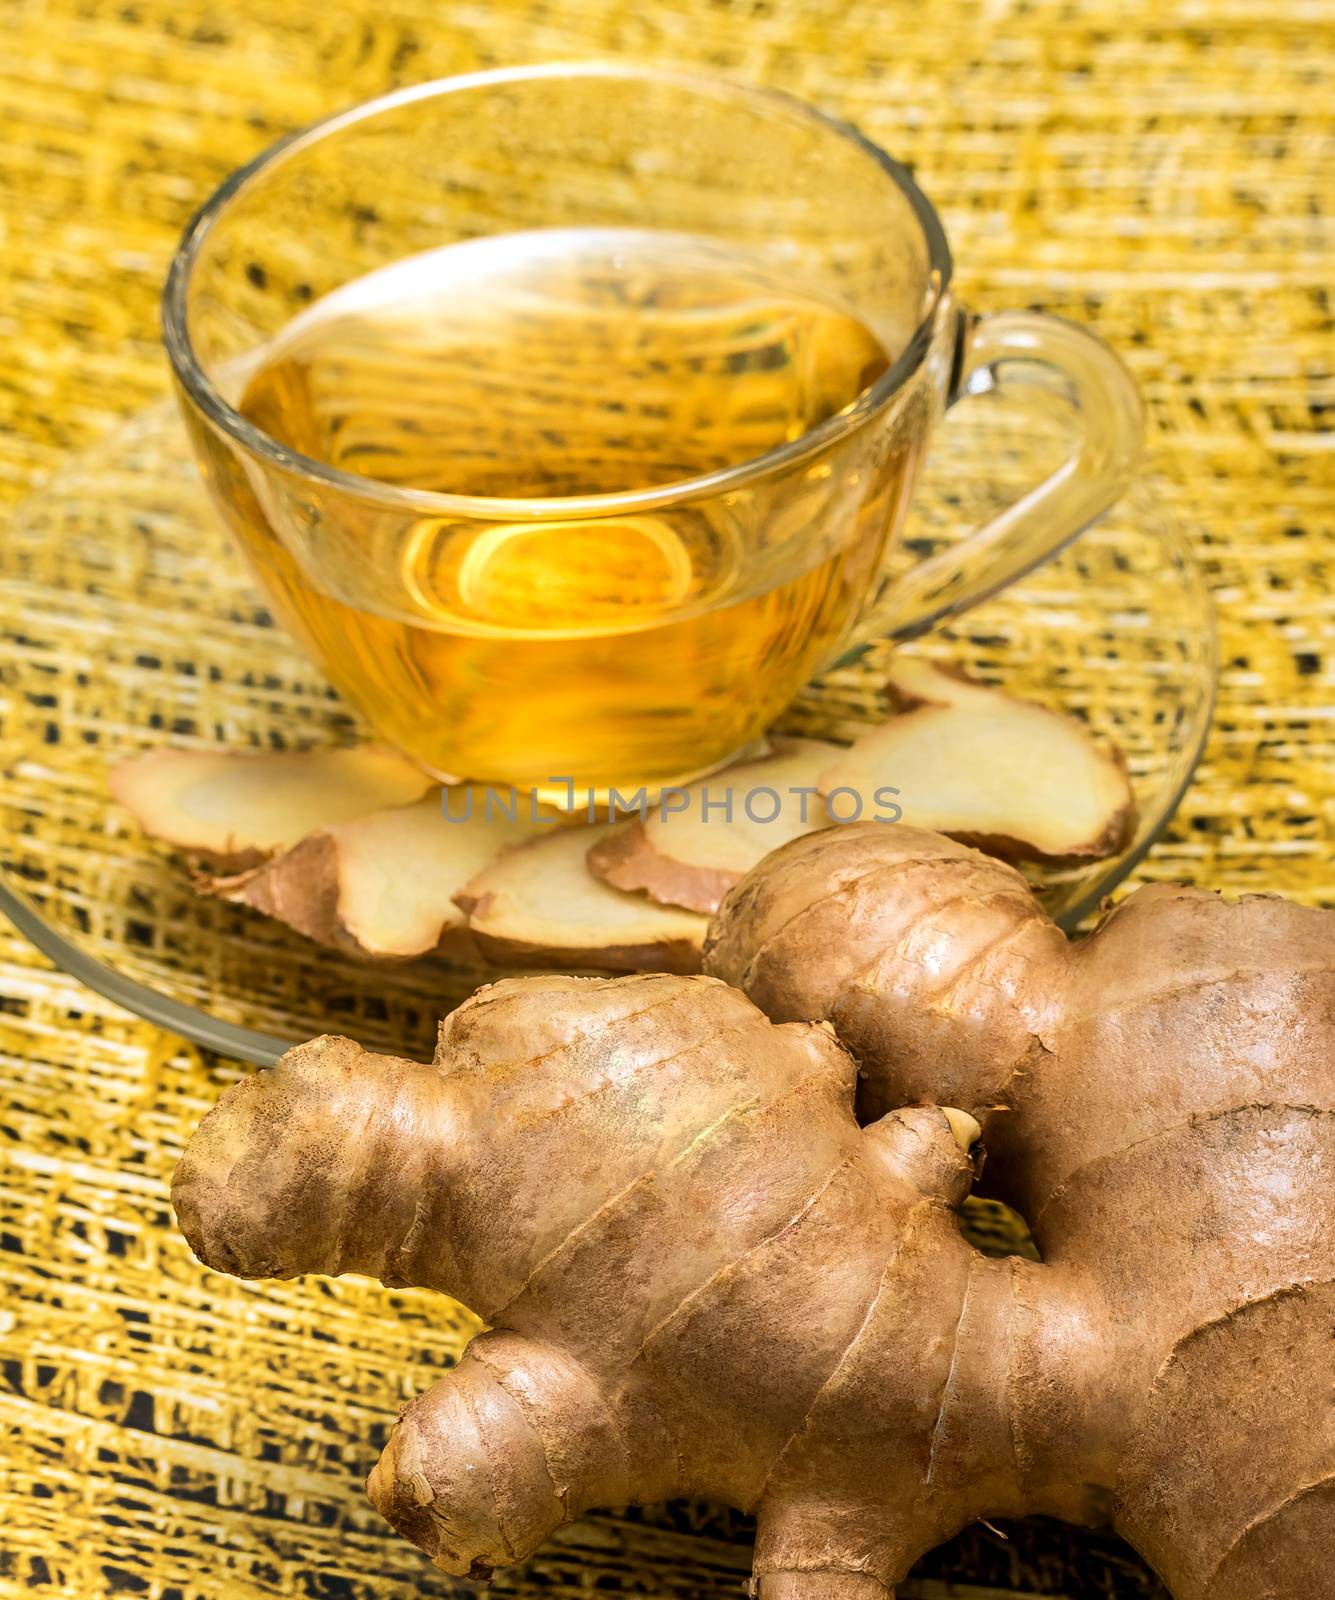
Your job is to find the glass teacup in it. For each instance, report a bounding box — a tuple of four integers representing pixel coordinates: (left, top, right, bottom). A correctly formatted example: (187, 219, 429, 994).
(164, 63, 1140, 797)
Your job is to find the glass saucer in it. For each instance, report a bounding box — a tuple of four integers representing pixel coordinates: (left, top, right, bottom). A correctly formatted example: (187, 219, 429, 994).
(0, 391, 1215, 1066)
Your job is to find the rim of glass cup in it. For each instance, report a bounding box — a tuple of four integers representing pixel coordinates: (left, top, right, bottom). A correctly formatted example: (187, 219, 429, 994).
(161, 61, 954, 520)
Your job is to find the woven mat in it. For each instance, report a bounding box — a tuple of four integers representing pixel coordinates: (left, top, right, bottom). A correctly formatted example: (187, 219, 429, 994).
(0, 2, 1331, 1596)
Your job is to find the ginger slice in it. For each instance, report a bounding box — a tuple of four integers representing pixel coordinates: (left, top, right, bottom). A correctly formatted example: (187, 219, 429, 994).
(457, 822, 708, 973)
(820, 657, 1135, 864)
(109, 745, 433, 870)
(212, 789, 553, 959)
(586, 739, 840, 914)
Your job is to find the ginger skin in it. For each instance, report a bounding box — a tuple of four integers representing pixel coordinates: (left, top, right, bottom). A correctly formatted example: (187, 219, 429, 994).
(175, 827, 1335, 1598)
(706, 825, 1335, 1595)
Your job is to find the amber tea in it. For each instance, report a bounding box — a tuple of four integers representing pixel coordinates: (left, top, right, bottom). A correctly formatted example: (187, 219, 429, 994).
(226, 228, 902, 791)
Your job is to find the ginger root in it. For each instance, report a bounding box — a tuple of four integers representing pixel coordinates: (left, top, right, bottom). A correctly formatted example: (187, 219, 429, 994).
(706, 824, 1335, 1594)
(177, 825, 1335, 1599)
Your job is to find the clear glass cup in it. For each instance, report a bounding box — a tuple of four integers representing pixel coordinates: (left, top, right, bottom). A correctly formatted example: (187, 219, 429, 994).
(164, 63, 1142, 797)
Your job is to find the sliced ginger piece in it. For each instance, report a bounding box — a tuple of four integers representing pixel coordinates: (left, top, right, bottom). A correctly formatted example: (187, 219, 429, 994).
(211, 789, 554, 959)
(819, 657, 1134, 864)
(457, 822, 708, 973)
(109, 745, 432, 870)
(586, 739, 840, 914)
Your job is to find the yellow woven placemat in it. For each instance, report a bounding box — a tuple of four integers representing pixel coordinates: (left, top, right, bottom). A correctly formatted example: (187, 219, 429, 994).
(1, 2, 1331, 1596)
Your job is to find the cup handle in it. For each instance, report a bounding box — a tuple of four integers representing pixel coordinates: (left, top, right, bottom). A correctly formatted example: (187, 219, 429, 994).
(844, 307, 1144, 650)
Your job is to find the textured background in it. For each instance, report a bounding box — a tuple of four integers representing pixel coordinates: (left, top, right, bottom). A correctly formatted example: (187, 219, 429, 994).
(0, 0, 1331, 1596)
